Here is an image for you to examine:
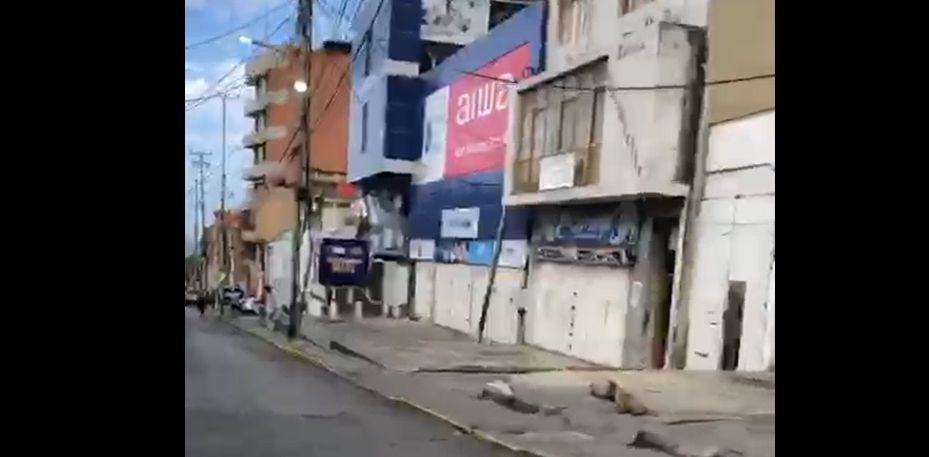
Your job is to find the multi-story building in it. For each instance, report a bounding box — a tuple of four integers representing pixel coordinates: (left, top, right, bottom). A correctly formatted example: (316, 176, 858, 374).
(499, 0, 710, 368)
(241, 41, 354, 300)
(407, 2, 544, 340)
(346, 0, 544, 313)
(674, 0, 775, 372)
(204, 210, 252, 291)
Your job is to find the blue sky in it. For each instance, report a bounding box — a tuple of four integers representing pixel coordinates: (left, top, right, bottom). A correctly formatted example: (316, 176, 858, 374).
(184, 0, 359, 254)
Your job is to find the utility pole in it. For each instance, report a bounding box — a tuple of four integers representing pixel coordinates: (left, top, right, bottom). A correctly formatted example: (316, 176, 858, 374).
(289, 0, 313, 339)
(191, 151, 212, 290)
(220, 94, 229, 315)
(192, 176, 200, 285)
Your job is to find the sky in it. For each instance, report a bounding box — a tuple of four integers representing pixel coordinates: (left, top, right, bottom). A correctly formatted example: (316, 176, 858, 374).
(184, 0, 359, 255)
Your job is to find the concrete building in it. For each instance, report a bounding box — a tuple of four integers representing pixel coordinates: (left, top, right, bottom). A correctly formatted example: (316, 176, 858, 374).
(204, 210, 252, 291)
(240, 41, 354, 299)
(409, 3, 545, 339)
(498, 0, 710, 368)
(346, 0, 543, 314)
(675, 0, 775, 372)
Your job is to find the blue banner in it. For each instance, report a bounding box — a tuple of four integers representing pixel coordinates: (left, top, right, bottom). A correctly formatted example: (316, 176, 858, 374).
(318, 238, 370, 287)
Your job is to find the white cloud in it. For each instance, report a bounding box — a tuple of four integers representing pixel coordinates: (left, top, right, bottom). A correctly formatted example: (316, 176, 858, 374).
(185, 59, 256, 237)
(185, 0, 282, 22)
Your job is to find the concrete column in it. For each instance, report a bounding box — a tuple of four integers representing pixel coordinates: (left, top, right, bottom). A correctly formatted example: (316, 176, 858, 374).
(328, 289, 339, 320)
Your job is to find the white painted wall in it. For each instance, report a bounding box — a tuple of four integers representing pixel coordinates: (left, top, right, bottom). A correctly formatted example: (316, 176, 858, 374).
(423, 263, 524, 344)
(765, 261, 774, 371)
(685, 110, 775, 371)
(525, 262, 630, 367)
(413, 262, 437, 321)
(267, 232, 294, 309)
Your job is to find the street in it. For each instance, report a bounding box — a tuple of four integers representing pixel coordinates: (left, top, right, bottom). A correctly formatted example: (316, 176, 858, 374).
(184, 310, 518, 457)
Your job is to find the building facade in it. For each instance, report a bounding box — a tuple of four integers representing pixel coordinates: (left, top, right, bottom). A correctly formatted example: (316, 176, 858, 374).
(497, 0, 710, 368)
(204, 210, 252, 291)
(408, 3, 545, 340)
(241, 41, 354, 297)
(675, 0, 775, 372)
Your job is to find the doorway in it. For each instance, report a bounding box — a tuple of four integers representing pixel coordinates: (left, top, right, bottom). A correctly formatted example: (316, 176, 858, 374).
(649, 218, 677, 369)
(721, 281, 747, 371)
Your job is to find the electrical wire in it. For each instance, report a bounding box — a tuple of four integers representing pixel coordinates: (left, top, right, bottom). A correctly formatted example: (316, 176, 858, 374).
(461, 70, 776, 92)
(185, 0, 293, 51)
(276, 0, 385, 166)
(186, 14, 293, 112)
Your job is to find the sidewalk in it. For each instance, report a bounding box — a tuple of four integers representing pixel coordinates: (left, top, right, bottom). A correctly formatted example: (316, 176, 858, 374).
(226, 315, 775, 457)
(301, 317, 598, 373)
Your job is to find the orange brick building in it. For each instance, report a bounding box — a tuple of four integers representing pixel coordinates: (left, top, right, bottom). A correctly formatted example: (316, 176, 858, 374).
(240, 41, 354, 294)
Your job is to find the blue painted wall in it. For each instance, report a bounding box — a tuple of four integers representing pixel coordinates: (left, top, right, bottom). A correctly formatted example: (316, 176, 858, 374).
(348, 0, 424, 183)
(409, 3, 546, 242)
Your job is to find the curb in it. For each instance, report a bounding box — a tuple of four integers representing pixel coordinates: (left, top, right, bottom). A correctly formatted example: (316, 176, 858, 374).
(220, 318, 560, 457)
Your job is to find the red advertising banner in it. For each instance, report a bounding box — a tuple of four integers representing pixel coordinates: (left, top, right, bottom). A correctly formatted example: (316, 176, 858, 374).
(445, 44, 531, 178)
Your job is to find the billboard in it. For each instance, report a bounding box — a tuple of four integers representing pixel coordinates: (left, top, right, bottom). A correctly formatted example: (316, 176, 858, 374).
(445, 44, 531, 179)
(317, 238, 371, 287)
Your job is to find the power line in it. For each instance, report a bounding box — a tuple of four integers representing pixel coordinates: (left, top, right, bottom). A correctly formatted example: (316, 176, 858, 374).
(185, 0, 293, 51)
(462, 70, 776, 92)
(185, 15, 293, 112)
(185, 84, 246, 104)
(276, 0, 383, 166)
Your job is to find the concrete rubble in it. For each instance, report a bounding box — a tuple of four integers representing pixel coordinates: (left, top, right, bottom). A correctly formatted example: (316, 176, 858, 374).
(229, 315, 775, 457)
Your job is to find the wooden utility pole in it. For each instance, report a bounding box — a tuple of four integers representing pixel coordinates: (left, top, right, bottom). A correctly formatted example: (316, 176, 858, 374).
(220, 94, 230, 314)
(191, 151, 211, 290)
(288, 0, 313, 339)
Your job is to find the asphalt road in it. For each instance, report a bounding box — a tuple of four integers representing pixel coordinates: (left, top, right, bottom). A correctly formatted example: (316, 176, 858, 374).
(185, 310, 518, 457)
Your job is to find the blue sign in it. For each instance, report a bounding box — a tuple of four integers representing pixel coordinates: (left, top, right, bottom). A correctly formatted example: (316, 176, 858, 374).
(318, 239, 370, 287)
(467, 241, 496, 266)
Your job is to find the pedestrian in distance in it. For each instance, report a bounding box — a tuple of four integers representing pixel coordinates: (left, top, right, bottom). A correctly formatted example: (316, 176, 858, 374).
(196, 294, 207, 317)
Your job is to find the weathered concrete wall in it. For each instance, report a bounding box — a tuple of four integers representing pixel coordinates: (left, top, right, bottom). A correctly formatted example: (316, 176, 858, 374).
(684, 110, 774, 371)
(524, 262, 630, 367)
(420, 263, 524, 345)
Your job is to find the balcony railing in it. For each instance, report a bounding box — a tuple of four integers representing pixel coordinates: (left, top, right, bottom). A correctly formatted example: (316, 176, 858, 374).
(244, 96, 269, 117)
(513, 144, 600, 194)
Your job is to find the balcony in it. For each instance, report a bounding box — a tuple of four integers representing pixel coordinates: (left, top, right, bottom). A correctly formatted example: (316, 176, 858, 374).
(242, 126, 287, 149)
(242, 131, 265, 148)
(243, 90, 288, 117)
(244, 50, 288, 83)
(243, 96, 269, 117)
(513, 145, 600, 195)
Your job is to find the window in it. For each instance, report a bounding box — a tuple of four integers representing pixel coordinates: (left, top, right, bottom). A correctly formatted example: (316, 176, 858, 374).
(512, 65, 607, 194)
(621, 0, 655, 15)
(559, 0, 589, 45)
(362, 32, 372, 76)
(360, 103, 369, 153)
(558, 0, 576, 43)
(558, 97, 579, 154)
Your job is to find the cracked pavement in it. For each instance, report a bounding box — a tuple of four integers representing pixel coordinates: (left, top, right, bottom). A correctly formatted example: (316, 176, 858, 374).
(184, 310, 520, 456)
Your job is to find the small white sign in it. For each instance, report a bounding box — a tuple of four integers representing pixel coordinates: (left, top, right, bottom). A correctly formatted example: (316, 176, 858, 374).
(499, 240, 529, 269)
(441, 207, 481, 239)
(421, 0, 491, 46)
(409, 239, 437, 261)
(539, 153, 576, 191)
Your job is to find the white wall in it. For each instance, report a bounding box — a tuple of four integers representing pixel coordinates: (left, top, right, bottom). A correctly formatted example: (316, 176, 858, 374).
(267, 232, 294, 308)
(685, 110, 775, 371)
(525, 262, 630, 367)
(418, 263, 524, 344)
(765, 261, 774, 371)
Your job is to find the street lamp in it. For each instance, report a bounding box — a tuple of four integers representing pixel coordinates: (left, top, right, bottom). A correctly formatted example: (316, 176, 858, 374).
(239, 35, 282, 52)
